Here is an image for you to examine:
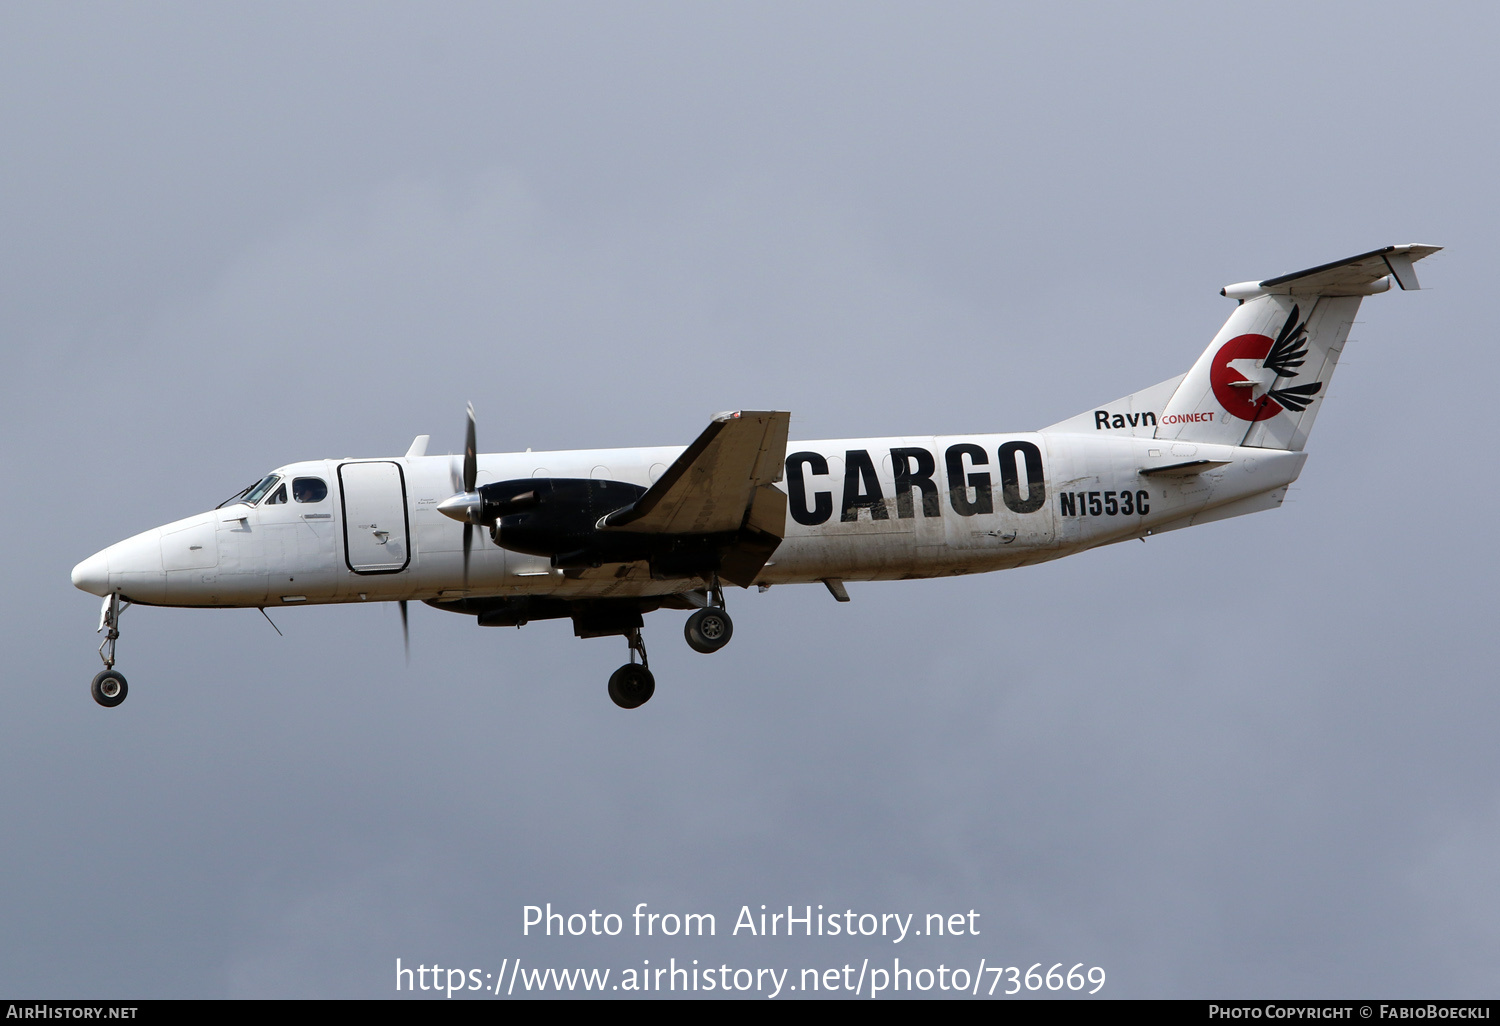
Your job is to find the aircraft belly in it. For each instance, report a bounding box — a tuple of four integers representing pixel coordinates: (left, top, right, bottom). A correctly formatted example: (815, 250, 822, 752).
(764, 522, 1046, 584)
(115, 571, 168, 604)
(511, 576, 696, 602)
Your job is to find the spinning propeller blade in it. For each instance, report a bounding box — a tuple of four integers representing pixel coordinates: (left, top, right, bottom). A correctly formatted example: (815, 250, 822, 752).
(464, 402, 477, 493)
(463, 402, 476, 587)
(399, 600, 409, 663)
(434, 402, 486, 591)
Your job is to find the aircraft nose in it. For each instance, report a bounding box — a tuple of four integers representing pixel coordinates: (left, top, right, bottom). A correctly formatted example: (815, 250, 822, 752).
(73, 527, 168, 603)
(71, 551, 111, 596)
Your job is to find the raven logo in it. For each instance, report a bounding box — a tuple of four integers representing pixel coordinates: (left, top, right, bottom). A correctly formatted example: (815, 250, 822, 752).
(1209, 306, 1323, 422)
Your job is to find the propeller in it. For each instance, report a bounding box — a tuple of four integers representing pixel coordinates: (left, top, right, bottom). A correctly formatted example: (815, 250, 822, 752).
(436, 402, 483, 589)
(462, 402, 476, 587)
(399, 599, 409, 663)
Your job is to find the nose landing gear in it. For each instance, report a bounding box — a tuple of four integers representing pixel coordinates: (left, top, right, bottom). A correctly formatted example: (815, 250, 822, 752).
(92, 593, 131, 708)
(608, 628, 655, 709)
(91, 670, 128, 708)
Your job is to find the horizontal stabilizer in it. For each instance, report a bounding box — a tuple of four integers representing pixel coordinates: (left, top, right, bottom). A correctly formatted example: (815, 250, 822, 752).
(1223, 244, 1442, 298)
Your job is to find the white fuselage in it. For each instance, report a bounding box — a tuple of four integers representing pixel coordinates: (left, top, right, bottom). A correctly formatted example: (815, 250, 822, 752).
(72, 432, 1306, 609)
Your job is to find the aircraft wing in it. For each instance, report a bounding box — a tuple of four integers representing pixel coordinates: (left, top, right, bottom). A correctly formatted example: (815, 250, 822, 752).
(601, 410, 790, 537)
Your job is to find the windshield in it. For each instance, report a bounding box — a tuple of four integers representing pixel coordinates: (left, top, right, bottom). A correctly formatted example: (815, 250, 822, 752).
(217, 474, 280, 509)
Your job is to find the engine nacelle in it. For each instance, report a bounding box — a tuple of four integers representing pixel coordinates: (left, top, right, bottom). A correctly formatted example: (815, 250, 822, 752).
(478, 477, 749, 577)
(481, 477, 648, 566)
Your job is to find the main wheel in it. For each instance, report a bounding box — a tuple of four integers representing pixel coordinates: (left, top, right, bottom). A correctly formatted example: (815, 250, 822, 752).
(608, 664, 656, 709)
(684, 607, 733, 654)
(91, 670, 128, 708)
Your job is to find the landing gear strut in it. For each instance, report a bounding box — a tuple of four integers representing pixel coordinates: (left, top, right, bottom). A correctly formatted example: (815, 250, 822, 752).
(608, 628, 655, 709)
(92, 593, 130, 708)
(684, 574, 733, 654)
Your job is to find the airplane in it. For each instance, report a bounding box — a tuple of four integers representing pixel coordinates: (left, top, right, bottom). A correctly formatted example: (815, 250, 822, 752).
(71, 244, 1440, 710)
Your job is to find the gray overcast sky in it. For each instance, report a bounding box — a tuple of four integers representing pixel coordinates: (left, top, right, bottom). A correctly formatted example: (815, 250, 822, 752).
(3, 2, 1497, 998)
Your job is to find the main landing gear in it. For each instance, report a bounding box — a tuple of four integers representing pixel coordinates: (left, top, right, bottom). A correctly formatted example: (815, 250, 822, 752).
(684, 576, 733, 654)
(684, 607, 732, 653)
(608, 629, 655, 710)
(92, 593, 130, 708)
(606, 578, 737, 709)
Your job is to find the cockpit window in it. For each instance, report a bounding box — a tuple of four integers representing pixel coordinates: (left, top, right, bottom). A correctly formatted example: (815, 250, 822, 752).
(264, 483, 288, 505)
(215, 473, 283, 509)
(242, 474, 280, 505)
(293, 477, 328, 503)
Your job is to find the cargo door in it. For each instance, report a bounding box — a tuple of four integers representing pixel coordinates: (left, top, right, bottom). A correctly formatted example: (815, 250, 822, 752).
(339, 461, 410, 573)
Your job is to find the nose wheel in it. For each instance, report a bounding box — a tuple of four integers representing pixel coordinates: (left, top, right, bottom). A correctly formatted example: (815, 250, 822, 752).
(91, 670, 128, 708)
(92, 593, 131, 708)
(608, 628, 655, 709)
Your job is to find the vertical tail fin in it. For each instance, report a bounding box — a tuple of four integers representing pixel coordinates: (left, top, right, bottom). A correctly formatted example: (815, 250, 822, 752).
(1156, 244, 1440, 450)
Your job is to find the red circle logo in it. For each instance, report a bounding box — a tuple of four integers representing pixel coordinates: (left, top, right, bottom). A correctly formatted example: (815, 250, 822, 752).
(1210, 334, 1282, 422)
